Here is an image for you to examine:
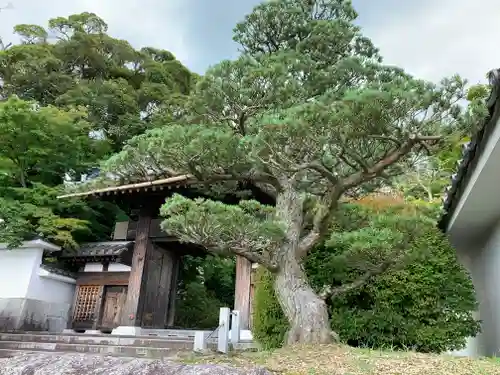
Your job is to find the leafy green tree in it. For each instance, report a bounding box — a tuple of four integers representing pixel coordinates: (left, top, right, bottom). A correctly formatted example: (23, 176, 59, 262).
(466, 83, 489, 102)
(0, 97, 117, 248)
(0, 13, 193, 249)
(253, 198, 480, 352)
(0, 183, 118, 249)
(0, 12, 193, 150)
(0, 96, 104, 187)
(102, 0, 468, 345)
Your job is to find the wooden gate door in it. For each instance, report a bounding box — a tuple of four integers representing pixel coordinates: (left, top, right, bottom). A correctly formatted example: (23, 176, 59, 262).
(72, 285, 103, 330)
(99, 286, 127, 331)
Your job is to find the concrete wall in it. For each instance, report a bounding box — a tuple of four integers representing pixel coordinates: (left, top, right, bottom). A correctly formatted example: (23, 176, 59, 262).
(0, 241, 75, 333)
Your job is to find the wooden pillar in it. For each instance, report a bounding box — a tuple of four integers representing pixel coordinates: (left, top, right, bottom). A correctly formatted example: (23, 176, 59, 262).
(120, 206, 152, 326)
(155, 248, 175, 328)
(249, 265, 257, 329)
(69, 285, 80, 329)
(166, 254, 180, 327)
(142, 244, 166, 328)
(234, 256, 252, 330)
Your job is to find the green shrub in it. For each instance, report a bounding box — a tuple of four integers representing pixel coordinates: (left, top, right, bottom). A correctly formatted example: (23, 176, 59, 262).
(252, 266, 289, 349)
(174, 281, 223, 329)
(174, 254, 235, 329)
(252, 202, 480, 353)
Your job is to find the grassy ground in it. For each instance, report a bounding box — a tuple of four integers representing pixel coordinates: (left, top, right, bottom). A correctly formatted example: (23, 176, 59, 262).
(179, 344, 500, 374)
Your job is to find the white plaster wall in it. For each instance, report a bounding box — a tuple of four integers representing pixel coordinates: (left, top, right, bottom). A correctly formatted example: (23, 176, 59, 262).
(0, 248, 39, 299)
(27, 274, 75, 305)
(457, 219, 500, 357)
(477, 219, 500, 357)
(0, 243, 75, 332)
(113, 221, 129, 240)
(83, 263, 103, 272)
(24, 246, 75, 306)
(108, 263, 131, 272)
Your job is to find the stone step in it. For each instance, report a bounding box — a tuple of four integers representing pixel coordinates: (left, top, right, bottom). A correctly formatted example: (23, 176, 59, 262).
(0, 348, 19, 359)
(0, 340, 185, 359)
(0, 333, 195, 349)
(42, 329, 205, 340)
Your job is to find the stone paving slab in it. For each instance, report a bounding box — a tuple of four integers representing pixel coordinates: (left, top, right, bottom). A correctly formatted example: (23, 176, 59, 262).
(0, 352, 273, 375)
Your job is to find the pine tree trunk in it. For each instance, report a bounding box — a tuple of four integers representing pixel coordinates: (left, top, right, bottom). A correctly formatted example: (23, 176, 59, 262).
(273, 247, 337, 345)
(272, 186, 337, 345)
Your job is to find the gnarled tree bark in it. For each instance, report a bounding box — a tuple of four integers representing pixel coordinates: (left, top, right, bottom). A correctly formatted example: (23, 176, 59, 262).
(272, 185, 338, 345)
(274, 248, 337, 345)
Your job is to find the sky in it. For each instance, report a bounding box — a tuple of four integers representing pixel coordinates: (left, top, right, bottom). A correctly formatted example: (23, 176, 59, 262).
(0, 0, 499, 85)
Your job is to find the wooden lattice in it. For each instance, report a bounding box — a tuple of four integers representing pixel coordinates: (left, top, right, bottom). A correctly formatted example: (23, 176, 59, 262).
(73, 285, 101, 322)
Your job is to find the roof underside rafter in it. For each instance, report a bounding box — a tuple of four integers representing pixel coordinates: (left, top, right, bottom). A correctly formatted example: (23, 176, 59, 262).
(57, 175, 195, 199)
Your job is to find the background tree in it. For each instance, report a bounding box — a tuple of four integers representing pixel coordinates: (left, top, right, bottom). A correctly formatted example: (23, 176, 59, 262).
(0, 96, 117, 247)
(0, 12, 194, 247)
(393, 82, 490, 202)
(0, 96, 105, 187)
(175, 255, 236, 329)
(101, 0, 469, 345)
(0, 12, 193, 151)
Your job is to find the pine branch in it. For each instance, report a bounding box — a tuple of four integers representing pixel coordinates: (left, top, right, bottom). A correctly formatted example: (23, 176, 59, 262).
(319, 230, 419, 300)
(319, 258, 399, 299)
(342, 134, 442, 189)
(297, 134, 441, 258)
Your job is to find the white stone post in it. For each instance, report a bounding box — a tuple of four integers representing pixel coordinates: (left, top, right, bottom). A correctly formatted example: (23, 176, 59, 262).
(217, 307, 230, 353)
(230, 310, 241, 345)
(193, 331, 209, 353)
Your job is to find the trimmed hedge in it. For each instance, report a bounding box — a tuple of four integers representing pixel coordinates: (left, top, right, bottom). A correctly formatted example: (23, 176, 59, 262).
(252, 201, 480, 353)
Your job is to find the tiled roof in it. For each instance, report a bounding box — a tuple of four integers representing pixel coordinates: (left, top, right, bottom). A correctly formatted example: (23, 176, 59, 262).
(438, 69, 500, 230)
(61, 241, 134, 259)
(40, 264, 76, 279)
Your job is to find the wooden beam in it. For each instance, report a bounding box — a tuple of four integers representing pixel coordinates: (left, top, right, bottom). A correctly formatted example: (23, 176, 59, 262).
(120, 205, 153, 326)
(76, 272, 130, 286)
(234, 256, 252, 330)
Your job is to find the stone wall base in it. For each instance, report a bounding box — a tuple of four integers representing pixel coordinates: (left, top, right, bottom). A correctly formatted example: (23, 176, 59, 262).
(0, 298, 70, 333)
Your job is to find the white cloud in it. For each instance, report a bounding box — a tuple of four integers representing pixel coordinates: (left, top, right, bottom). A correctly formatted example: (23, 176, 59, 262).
(0, 0, 191, 66)
(365, 0, 500, 84)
